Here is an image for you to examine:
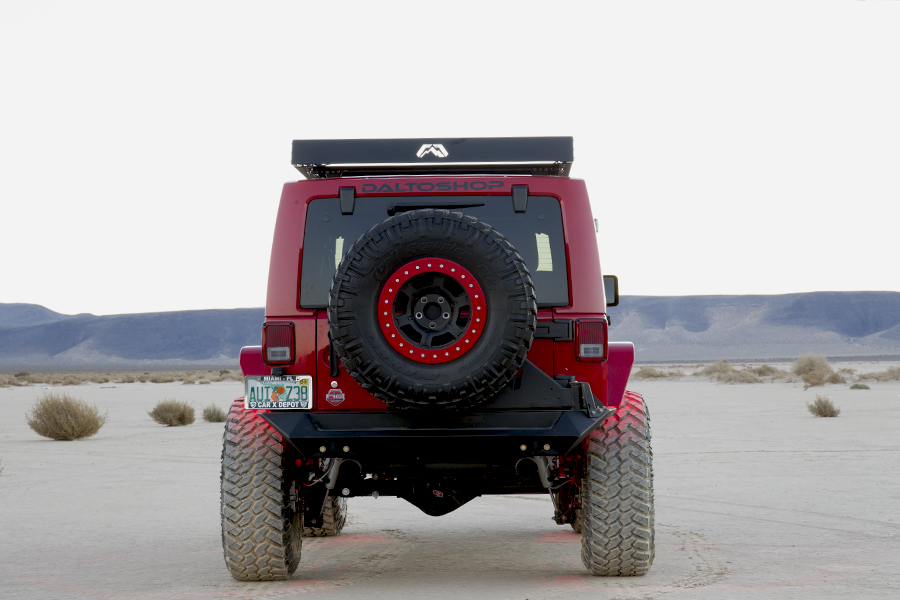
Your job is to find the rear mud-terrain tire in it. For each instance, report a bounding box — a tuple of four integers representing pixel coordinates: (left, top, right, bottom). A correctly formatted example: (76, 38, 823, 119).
(221, 399, 301, 581)
(581, 391, 655, 576)
(329, 209, 537, 410)
(301, 496, 347, 537)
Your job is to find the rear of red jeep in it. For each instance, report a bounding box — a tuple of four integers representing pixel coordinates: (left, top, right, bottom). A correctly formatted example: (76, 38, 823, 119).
(220, 138, 652, 581)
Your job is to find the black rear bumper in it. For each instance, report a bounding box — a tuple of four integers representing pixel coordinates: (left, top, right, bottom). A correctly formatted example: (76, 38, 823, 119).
(263, 407, 612, 460)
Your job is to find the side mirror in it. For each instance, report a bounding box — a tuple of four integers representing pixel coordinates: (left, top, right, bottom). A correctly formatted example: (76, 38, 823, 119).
(603, 275, 619, 307)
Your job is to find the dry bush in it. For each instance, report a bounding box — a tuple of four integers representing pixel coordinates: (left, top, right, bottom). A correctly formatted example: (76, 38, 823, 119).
(633, 366, 684, 379)
(203, 404, 227, 423)
(696, 360, 764, 384)
(849, 383, 870, 390)
(793, 354, 834, 389)
(117, 375, 136, 384)
(793, 354, 833, 377)
(802, 370, 827, 389)
(137, 375, 148, 383)
(838, 367, 856, 375)
(148, 399, 195, 426)
(697, 360, 734, 377)
(826, 372, 846, 384)
(149, 375, 175, 384)
(751, 364, 781, 377)
(718, 370, 763, 384)
(633, 367, 667, 379)
(61, 375, 83, 386)
(807, 395, 840, 417)
(198, 380, 211, 385)
(14, 371, 29, 378)
(859, 366, 900, 382)
(26, 393, 109, 440)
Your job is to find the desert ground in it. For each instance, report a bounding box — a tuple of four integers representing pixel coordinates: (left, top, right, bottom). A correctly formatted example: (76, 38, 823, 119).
(1, 363, 898, 599)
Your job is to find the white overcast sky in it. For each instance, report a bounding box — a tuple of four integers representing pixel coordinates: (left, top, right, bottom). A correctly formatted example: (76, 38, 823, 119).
(1, 1, 898, 316)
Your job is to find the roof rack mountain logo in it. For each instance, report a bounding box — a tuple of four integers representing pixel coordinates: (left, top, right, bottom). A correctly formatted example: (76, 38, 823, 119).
(416, 144, 448, 158)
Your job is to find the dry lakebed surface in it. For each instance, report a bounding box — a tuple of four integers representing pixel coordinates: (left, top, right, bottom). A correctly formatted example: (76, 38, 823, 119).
(1, 363, 898, 599)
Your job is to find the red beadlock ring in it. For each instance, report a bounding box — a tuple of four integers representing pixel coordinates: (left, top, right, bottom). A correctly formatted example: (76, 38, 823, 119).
(378, 258, 487, 365)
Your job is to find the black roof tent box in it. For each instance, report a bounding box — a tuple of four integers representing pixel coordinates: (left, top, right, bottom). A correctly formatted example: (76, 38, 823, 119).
(292, 137, 573, 179)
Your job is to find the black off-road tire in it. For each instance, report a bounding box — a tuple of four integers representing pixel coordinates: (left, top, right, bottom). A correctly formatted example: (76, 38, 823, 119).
(329, 209, 537, 410)
(581, 391, 655, 576)
(301, 496, 347, 537)
(221, 399, 301, 581)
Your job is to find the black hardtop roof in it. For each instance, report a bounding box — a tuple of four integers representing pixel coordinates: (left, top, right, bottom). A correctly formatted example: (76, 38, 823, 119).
(292, 137, 573, 179)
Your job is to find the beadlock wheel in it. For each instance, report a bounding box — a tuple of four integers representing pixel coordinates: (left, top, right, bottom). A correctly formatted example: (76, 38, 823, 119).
(378, 258, 487, 365)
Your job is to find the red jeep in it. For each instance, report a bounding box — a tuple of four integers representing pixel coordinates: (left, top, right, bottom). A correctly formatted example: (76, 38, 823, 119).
(220, 138, 653, 580)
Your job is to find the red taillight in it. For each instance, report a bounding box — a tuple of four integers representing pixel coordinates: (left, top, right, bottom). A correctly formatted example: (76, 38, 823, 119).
(576, 319, 607, 361)
(262, 322, 294, 364)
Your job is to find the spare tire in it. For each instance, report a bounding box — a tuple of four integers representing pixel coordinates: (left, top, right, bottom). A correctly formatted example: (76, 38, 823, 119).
(328, 209, 536, 410)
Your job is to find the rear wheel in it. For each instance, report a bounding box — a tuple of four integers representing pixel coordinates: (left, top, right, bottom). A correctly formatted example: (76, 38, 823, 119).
(302, 496, 347, 537)
(221, 399, 301, 581)
(581, 391, 655, 576)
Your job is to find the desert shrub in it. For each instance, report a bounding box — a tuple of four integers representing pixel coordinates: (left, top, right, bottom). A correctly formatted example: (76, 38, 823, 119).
(89, 375, 109, 384)
(751, 364, 781, 377)
(859, 366, 900, 382)
(807, 395, 840, 417)
(148, 399, 195, 426)
(14, 371, 29, 378)
(220, 370, 231, 376)
(718, 370, 762, 384)
(697, 360, 734, 377)
(793, 354, 833, 377)
(849, 383, 870, 390)
(633, 367, 666, 379)
(696, 360, 764, 383)
(61, 375, 82, 386)
(26, 393, 109, 440)
(136, 375, 148, 383)
(838, 367, 856, 375)
(117, 375, 136, 384)
(149, 375, 175, 384)
(198, 379, 211, 385)
(802, 370, 827, 389)
(203, 404, 227, 422)
(826, 372, 846, 384)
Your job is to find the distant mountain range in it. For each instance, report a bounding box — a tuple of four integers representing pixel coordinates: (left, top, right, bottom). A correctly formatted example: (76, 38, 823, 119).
(1, 291, 899, 370)
(0, 304, 264, 370)
(608, 291, 900, 362)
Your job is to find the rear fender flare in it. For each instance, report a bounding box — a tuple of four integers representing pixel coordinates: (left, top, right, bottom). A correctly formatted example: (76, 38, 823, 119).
(606, 342, 634, 407)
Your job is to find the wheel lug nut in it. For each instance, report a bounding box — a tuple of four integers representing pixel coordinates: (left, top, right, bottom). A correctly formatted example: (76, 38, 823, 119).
(442, 312, 450, 319)
(429, 322, 436, 328)
(416, 312, 423, 319)
(420, 297, 428, 303)
(437, 297, 444, 304)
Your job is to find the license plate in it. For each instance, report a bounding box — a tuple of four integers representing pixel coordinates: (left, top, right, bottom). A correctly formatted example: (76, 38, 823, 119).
(244, 375, 313, 410)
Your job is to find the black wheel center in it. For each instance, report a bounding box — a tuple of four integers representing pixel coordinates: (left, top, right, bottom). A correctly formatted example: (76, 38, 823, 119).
(393, 273, 473, 350)
(423, 303, 442, 320)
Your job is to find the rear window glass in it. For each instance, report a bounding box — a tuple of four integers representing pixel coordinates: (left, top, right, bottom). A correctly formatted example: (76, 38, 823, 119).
(300, 196, 569, 308)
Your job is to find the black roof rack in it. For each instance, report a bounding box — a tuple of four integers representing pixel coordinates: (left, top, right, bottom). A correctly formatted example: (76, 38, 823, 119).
(292, 137, 573, 179)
